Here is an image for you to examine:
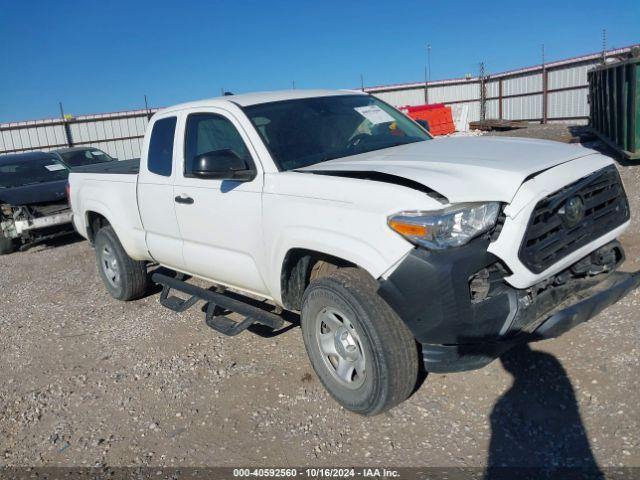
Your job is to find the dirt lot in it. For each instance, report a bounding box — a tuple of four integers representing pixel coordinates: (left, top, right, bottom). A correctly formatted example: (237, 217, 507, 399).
(1, 131, 639, 470)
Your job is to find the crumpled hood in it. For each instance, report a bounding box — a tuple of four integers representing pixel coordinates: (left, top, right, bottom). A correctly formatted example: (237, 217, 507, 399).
(0, 179, 68, 206)
(299, 136, 598, 203)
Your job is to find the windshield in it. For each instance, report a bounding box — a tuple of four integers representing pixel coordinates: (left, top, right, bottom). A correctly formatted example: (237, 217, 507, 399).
(243, 95, 431, 170)
(59, 148, 115, 167)
(0, 156, 69, 188)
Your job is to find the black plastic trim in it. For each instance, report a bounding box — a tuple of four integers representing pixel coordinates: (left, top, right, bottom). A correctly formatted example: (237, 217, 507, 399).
(378, 239, 510, 345)
(519, 165, 630, 273)
(421, 270, 640, 373)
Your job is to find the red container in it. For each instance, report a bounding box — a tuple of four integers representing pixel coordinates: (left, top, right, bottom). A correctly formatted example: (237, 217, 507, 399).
(400, 103, 455, 136)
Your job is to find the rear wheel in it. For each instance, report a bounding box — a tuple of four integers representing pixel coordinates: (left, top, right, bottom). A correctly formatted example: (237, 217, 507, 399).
(94, 226, 148, 300)
(0, 231, 15, 255)
(301, 268, 418, 415)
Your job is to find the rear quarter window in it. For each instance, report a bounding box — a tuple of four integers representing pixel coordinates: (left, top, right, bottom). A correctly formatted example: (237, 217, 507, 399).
(147, 117, 177, 176)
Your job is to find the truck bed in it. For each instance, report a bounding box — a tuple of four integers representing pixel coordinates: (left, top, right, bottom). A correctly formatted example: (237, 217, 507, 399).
(71, 159, 140, 174)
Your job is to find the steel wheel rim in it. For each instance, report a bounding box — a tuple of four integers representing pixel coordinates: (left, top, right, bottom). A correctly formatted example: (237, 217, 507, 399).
(101, 245, 121, 288)
(315, 307, 366, 389)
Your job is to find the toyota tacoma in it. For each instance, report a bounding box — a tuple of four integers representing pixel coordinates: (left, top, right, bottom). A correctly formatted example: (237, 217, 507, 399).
(68, 90, 639, 415)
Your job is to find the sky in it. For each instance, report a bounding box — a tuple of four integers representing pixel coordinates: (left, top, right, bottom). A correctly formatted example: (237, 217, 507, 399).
(0, 0, 638, 122)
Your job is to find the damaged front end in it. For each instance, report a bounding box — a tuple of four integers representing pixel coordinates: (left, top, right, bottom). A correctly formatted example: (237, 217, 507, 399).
(378, 238, 639, 372)
(0, 201, 73, 252)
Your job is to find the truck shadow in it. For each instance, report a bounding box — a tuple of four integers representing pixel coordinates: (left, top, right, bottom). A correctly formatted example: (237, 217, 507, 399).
(19, 231, 84, 252)
(484, 344, 603, 479)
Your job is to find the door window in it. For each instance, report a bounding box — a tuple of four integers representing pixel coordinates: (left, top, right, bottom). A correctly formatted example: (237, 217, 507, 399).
(184, 113, 252, 176)
(147, 116, 177, 177)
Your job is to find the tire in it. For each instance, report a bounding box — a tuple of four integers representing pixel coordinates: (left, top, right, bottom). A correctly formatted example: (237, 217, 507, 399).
(94, 225, 148, 301)
(301, 268, 418, 415)
(0, 231, 15, 255)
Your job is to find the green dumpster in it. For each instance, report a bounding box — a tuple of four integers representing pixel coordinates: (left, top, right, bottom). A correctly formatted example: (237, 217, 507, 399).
(588, 56, 640, 160)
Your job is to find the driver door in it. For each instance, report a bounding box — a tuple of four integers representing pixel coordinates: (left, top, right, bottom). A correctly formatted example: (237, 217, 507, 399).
(172, 108, 269, 296)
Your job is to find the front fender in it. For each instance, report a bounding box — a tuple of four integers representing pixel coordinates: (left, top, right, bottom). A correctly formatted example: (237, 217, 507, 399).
(267, 225, 412, 305)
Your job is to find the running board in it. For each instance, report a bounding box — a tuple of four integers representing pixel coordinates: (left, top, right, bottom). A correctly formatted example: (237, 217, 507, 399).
(152, 272, 285, 336)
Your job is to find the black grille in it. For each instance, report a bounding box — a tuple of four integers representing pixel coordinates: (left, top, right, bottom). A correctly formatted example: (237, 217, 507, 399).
(519, 165, 629, 274)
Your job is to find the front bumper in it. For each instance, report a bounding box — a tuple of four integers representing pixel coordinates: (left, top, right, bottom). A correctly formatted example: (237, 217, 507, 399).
(14, 211, 73, 235)
(378, 240, 640, 373)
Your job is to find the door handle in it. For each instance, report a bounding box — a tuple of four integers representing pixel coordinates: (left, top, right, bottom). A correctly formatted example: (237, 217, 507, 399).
(174, 195, 194, 205)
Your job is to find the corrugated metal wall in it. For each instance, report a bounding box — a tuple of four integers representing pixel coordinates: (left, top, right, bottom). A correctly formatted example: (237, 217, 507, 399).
(0, 109, 156, 157)
(369, 45, 637, 129)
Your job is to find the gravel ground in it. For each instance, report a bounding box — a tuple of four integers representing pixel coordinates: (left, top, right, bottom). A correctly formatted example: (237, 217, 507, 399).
(1, 135, 639, 470)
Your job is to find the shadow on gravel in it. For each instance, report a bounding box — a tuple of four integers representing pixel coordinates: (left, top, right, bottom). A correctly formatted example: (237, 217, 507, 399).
(21, 231, 84, 252)
(485, 344, 603, 480)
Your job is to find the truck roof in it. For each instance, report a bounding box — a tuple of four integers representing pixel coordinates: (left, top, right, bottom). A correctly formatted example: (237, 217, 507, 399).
(159, 89, 366, 114)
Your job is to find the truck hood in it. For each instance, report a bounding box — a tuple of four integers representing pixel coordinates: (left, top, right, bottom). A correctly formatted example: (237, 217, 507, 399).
(298, 137, 597, 203)
(0, 179, 68, 206)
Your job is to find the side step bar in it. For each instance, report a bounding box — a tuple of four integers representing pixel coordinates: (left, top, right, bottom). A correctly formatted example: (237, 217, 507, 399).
(152, 272, 285, 336)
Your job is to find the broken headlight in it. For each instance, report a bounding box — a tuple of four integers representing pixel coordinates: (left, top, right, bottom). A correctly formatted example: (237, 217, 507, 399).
(388, 202, 501, 249)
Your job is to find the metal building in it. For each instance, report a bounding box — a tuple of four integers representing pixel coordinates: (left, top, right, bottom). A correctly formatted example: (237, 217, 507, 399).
(0, 108, 157, 158)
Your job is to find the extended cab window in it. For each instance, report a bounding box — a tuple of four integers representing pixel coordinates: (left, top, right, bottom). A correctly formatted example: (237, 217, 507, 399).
(147, 117, 177, 176)
(184, 113, 252, 176)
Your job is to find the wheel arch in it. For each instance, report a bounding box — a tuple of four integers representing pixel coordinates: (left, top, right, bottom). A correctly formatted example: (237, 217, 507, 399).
(279, 248, 359, 311)
(85, 210, 111, 243)
(81, 203, 149, 261)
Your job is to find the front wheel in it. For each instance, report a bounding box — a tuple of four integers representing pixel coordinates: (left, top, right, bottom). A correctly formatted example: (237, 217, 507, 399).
(301, 268, 418, 415)
(94, 226, 148, 300)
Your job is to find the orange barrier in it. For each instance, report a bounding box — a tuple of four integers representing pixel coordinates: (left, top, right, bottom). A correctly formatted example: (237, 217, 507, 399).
(399, 104, 456, 136)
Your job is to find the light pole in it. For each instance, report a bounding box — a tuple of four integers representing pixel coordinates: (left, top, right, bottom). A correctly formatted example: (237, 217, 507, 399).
(424, 44, 432, 104)
(427, 43, 432, 83)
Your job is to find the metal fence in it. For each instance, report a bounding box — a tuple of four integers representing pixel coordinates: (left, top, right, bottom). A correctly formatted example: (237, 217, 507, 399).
(367, 44, 640, 129)
(0, 108, 158, 158)
(2, 44, 639, 156)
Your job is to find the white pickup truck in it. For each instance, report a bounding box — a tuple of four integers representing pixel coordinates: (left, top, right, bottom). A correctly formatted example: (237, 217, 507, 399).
(69, 89, 638, 415)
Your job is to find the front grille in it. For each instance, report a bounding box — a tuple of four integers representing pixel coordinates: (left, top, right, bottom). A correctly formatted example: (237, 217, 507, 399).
(519, 165, 629, 274)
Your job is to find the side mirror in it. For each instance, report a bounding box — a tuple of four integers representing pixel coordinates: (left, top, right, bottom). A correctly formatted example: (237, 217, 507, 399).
(416, 119, 430, 132)
(191, 149, 254, 181)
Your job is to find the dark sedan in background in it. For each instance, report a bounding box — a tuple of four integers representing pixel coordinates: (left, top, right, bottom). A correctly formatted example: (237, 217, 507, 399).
(1, 147, 123, 254)
(0, 151, 73, 254)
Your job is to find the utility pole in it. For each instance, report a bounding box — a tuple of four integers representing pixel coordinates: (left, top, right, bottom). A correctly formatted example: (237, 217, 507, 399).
(59, 102, 73, 147)
(541, 45, 548, 124)
(424, 43, 431, 104)
(292, 80, 296, 89)
(144, 94, 151, 120)
(360, 73, 364, 91)
(479, 62, 486, 121)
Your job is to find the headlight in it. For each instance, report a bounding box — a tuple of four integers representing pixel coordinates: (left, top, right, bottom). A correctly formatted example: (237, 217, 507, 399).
(388, 202, 501, 249)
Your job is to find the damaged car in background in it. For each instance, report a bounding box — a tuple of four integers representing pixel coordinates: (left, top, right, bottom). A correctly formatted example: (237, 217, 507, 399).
(0, 151, 73, 254)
